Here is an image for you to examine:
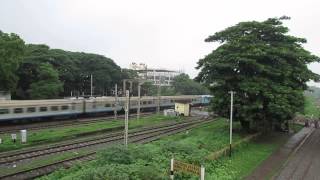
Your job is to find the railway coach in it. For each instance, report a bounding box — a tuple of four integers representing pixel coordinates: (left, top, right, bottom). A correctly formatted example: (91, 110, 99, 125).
(0, 95, 211, 122)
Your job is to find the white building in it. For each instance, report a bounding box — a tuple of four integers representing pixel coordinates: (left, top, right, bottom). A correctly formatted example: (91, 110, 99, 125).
(129, 62, 182, 86)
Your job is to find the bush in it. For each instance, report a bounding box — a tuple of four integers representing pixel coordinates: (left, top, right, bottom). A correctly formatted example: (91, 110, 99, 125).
(97, 145, 134, 165)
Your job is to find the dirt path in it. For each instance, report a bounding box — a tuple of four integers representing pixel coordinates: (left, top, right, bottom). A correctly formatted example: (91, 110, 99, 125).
(246, 127, 313, 180)
(274, 129, 320, 180)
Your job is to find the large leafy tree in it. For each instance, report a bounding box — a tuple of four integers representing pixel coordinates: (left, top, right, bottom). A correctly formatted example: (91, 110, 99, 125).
(69, 52, 122, 96)
(14, 44, 64, 99)
(14, 44, 123, 98)
(196, 17, 320, 131)
(28, 63, 63, 99)
(173, 73, 209, 95)
(0, 31, 25, 92)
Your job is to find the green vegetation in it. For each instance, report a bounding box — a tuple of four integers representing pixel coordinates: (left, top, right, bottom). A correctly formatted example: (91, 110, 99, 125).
(0, 150, 90, 176)
(172, 74, 209, 95)
(39, 119, 287, 180)
(14, 44, 123, 99)
(0, 31, 25, 92)
(122, 73, 209, 96)
(0, 115, 181, 152)
(27, 63, 63, 99)
(0, 31, 209, 99)
(290, 123, 304, 133)
(305, 86, 320, 101)
(304, 96, 319, 117)
(196, 16, 320, 131)
(207, 134, 289, 179)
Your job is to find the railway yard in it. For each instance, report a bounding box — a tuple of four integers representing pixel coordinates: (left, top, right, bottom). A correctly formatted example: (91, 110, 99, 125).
(0, 98, 315, 179)
(0, 108, 213, 179)
(0, 113, 214, 179)
(0, 94, 315, 180)
(0, 106, 309, 180)
(1, 3, 320, 179)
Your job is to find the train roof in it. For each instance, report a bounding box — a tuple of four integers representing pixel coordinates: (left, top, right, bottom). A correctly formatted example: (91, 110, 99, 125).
(0, 95, 203, 107)
(0, 99, 81, 106)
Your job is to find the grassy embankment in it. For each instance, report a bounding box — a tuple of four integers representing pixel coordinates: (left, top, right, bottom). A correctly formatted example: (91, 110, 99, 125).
(0, 115, 182, 152)
(39, 119, 289, 180)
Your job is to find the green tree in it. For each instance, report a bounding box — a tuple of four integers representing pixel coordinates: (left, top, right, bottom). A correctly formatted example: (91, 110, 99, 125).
(173, 73, 209, 95)
(14, 44, 123, 98)
(0, 31, 25, 92)
(14, 44, 65, 99)
(70, 53, 122, 96)
(196, 17, 320, 131)
(28, 63, 63, 99)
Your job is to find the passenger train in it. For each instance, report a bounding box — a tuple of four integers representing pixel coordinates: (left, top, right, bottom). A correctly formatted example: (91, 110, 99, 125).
(0, 95, 212, 122)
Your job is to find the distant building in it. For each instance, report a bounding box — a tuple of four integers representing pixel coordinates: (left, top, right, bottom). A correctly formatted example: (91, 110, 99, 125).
(0, 91, 11, 100)
(129, 62, 182, 86)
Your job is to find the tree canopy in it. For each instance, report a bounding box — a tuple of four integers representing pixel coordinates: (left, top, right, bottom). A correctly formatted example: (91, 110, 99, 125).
(13, 44, 123, 99)
(0, 31, 25, 92)
(137, 73, 209, 96)
(172, 73, 209, 95)
(28, 63, 63, 99)
(196, 17, 320, 131)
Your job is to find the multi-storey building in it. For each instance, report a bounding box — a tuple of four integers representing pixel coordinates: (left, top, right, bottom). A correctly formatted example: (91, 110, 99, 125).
(129, 62, 182, 86)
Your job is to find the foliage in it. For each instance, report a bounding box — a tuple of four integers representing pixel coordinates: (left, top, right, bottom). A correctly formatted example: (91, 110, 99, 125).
(121, 68, 139, 79)
(303, 96, 319, 118)
(39, 119, 289, 180)
(196, 17, 320, 131)
(12, 43, 123, 99)
(0, 31, 25, 92)
(173, 73, 209, 95)
(0, 115, 179, 152)
(1, 30, 208, 99)
(305, 86, 320, 101)
(28, 63, 63, 99)
(140, 73, 209, 96)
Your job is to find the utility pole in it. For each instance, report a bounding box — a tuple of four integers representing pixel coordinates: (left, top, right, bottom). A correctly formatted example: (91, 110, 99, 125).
(129, 81, 133, 95)
(123, 80, 126, 97)
(124, 90, 129, 148)
(229, 91, 235, 157)
(137, 82, 141, 120)
(90, 74, 93, 97)
(114, 84, 118, 120)
(157, 85, 161, 114)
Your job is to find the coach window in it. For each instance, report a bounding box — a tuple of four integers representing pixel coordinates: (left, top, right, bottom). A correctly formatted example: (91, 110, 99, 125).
(0, 109, 9, 114)
(13, 108, 23, 114)
(51, 106, 59, 111)
(105, 104, 111, 108)
(61, 105, 69, 110)
(40, 107, 47, 112)
(72, 103, 76, 110)
(27, 107, 36, 113)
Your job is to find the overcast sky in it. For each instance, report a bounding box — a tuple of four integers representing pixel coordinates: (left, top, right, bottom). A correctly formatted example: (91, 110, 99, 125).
(1, 0, 319, 86)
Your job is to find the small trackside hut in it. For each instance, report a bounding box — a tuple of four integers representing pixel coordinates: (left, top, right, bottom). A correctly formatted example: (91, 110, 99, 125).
(175, 99, 191, 116)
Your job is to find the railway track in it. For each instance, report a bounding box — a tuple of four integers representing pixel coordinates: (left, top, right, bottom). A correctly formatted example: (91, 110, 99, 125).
(0, 112, 155, 134)
(0, 117, 212, 180)
(0, 118, 207, 165)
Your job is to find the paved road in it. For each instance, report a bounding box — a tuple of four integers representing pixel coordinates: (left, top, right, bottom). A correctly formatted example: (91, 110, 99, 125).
(275, 128, 320, 180)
